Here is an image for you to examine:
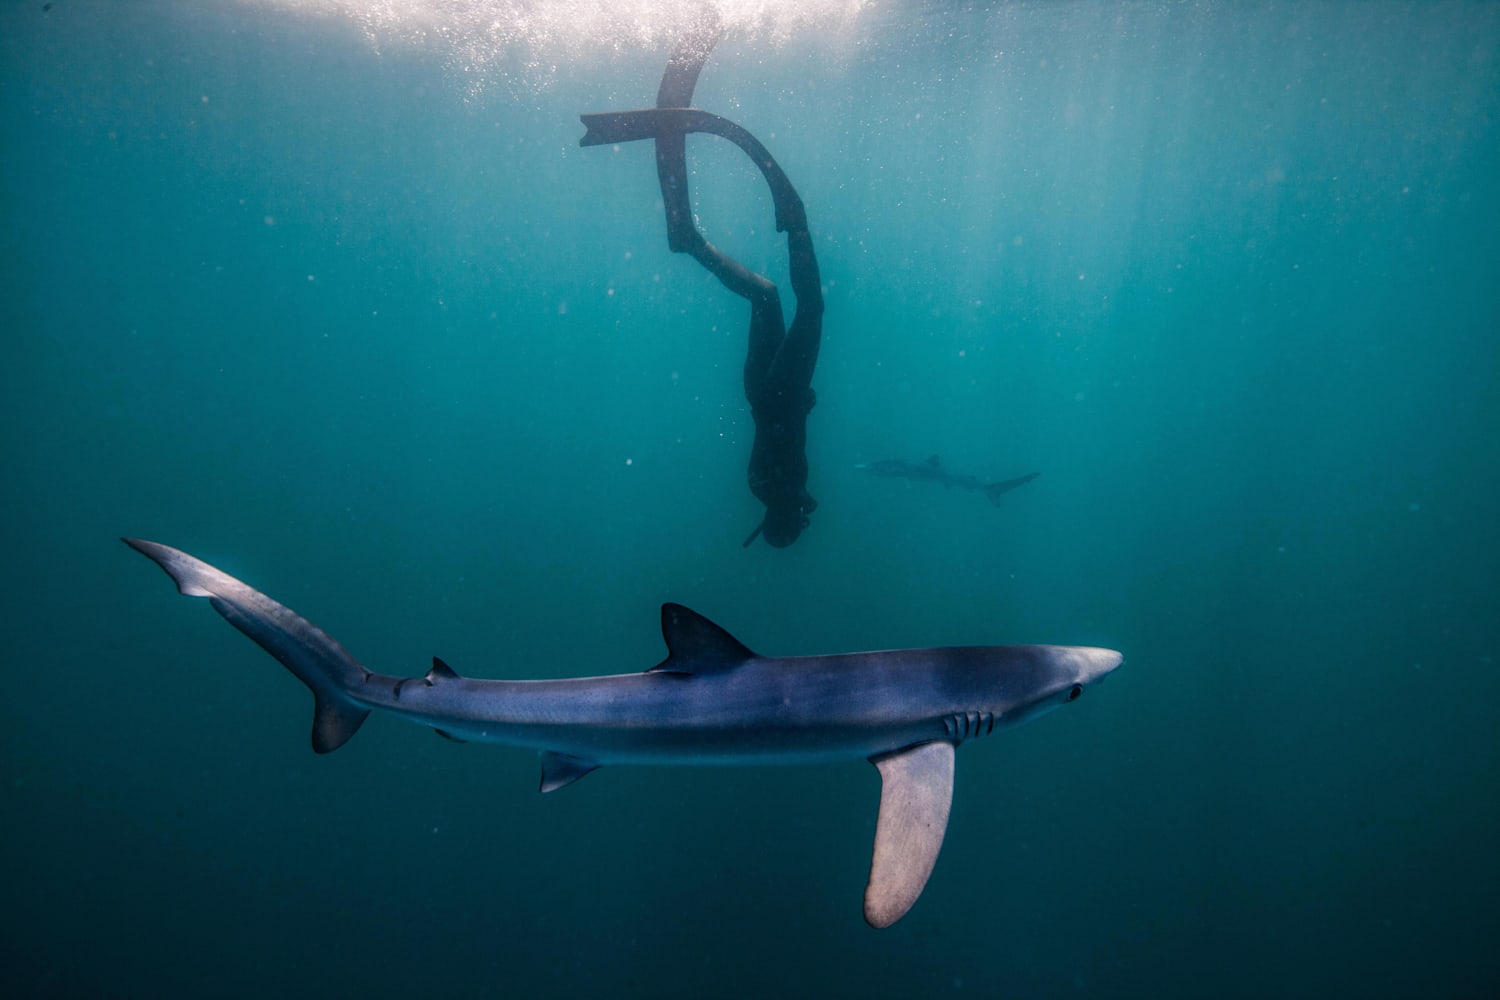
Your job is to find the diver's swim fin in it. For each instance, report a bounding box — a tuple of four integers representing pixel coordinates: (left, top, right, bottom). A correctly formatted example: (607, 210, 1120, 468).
(579, 108, 807, 236)
(580, 108, 699, 146)
(655, 7, 723, 253)
(657, 5, 725, 108)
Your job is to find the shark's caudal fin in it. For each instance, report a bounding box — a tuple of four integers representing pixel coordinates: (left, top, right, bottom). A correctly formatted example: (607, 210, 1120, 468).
(984, 471, 1040, 506)
(122, 538, 371, 754)
(865, 741, 955, 928)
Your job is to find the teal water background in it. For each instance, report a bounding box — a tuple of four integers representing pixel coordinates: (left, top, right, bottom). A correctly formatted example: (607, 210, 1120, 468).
(3, 1, 1497, 995)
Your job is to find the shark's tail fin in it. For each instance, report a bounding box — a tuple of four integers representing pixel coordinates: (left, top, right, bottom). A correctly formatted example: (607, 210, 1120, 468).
(984, 471, 1040, 506)
(122, 538, 371, 754)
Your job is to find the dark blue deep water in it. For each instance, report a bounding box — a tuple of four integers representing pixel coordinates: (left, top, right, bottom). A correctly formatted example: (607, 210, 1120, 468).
(4, 1, 1497, 996)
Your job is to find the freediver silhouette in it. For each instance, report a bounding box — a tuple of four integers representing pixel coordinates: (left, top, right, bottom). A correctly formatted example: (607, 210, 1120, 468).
(580, 11, 823, 548)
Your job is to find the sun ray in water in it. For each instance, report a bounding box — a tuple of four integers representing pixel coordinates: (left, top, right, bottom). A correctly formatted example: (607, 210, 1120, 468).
(250, 0, 871, 92)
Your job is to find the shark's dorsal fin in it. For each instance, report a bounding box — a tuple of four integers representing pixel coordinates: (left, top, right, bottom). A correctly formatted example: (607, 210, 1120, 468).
(864, 741, 956, 928)
(539, 751, 601, 793)
(925, 454, 941, 467)
(427, 657, 461, 683)
(650, 603, 757, 674)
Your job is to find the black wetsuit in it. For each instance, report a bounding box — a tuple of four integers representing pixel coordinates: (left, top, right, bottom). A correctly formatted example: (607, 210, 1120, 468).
(581, 16, 824, 548)
(740, 224, 822, 547)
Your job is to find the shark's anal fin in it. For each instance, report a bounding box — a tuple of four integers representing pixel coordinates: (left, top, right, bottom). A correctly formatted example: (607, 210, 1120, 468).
(539, 751, 601, 794)
(864, 741, 956, 929)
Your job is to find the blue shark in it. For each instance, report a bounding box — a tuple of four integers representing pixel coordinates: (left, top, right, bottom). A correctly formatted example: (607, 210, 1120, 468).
(124, 537, 1121, 927)
(857, 455, 1040, 506)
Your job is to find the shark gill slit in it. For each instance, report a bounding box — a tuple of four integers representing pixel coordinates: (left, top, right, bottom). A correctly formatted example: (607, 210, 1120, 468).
(942, 711, 996, 743)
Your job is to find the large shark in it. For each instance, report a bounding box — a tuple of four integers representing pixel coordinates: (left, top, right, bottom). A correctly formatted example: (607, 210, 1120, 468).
(123, 537, 1121, 927)
(858, 455, 1041, 506)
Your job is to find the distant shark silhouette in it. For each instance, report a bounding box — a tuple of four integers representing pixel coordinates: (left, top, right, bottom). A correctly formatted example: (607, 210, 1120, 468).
(857, 456, 1040, 506)
(124, 537, 1120, 928)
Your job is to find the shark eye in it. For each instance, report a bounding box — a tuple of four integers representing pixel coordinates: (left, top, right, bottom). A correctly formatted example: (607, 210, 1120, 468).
(1067, 684, 1083, 702)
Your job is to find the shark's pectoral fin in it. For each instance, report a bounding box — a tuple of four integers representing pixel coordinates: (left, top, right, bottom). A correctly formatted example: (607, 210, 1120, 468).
(539, 751, 601, 794)
(864, 741, 955, 929)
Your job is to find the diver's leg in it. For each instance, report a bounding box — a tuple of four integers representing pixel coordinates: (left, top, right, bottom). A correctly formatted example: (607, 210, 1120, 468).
(772, 226, 824, 390)
(787, 226, 823, 314)
(748, 225, 823, 543)
(682, 229, 779, 306)
(743, 295, 787, 403)
(648, 110, 777, 301)
(744, 286, 817, 548)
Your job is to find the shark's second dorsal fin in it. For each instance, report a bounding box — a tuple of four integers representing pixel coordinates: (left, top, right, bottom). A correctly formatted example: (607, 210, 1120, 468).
(427, 657, 461, 683)
(864, 741, 956, 928)
(650, 603, 757, 674)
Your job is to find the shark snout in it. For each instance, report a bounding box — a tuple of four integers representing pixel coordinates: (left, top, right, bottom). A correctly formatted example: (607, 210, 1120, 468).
(1071, 646, 1124, 684)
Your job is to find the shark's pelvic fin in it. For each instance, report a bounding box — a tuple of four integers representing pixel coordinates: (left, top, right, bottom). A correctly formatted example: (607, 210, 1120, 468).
(122, 537, 372, 754)
(864, 741, 956, 928)
(650, 603, 757, 675)
(539, 751, 601, 794)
